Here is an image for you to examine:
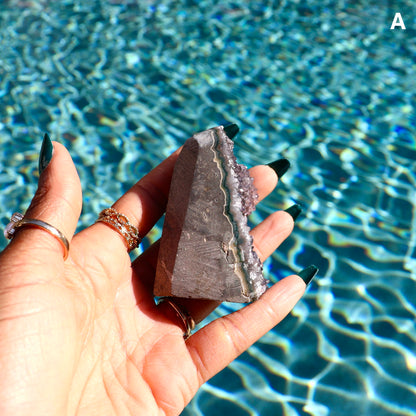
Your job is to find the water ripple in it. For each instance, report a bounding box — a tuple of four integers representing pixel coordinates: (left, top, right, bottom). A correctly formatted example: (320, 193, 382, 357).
(1, 1, 416, 415)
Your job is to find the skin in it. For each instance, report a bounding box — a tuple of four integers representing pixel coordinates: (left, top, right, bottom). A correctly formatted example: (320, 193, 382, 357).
(0, 142, 306, 416)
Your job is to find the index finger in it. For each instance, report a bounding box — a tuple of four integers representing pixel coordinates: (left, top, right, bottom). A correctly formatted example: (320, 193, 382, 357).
(80, 147, 182, 256)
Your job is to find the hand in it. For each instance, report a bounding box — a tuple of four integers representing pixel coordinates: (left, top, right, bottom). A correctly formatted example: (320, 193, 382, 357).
(0, 139, 314, 415)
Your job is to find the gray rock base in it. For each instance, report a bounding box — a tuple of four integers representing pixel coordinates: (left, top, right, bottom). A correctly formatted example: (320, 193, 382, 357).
(154, 126, 267, 303)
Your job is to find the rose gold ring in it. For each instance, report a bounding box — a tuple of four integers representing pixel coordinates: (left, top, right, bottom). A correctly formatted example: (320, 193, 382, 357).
(95, 207, 141, 252)
(157, 297, 196, 340)
(4, 212, 69, 260)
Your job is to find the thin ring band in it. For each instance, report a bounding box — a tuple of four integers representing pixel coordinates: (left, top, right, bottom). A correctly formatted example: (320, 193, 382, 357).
(157, 297, 196, 340)
(5, 214, 69, 260)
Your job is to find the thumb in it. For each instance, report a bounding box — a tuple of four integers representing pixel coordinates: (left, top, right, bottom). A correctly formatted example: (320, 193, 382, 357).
(5, 134, 82, 264)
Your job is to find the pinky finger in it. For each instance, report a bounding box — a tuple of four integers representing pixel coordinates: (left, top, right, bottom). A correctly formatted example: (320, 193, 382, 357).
(187, 267, 318, 385)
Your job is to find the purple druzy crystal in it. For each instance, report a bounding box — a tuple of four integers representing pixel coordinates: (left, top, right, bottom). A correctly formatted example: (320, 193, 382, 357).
(219, 130, 258, 216)
(235, 163, 258, 216)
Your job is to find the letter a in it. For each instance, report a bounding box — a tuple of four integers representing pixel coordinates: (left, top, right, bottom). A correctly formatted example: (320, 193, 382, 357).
(390, 13, 406, 30)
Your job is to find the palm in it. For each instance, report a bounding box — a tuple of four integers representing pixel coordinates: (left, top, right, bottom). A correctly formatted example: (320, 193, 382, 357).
(66, 236, 200, 415)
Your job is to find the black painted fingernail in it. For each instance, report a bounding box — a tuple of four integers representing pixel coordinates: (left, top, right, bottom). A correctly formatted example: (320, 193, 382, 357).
(39, 133, 53, 175)
(223, 123, 239, 140)
(285, 204, 302, 221)
(298, 265, 318, 286)
(267, 158, 290, 178)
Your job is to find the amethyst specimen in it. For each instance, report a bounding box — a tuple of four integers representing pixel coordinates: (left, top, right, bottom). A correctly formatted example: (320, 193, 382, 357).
(154, 126, 268, 303)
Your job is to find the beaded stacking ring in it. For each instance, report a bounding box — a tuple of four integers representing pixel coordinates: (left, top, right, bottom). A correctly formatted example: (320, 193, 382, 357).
(157, 297, 196, 340)
(4, 212, 70, 260)
(96, 207, 141, 252)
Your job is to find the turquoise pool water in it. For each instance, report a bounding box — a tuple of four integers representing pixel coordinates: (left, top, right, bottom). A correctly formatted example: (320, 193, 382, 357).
(1, 1, 416, 415)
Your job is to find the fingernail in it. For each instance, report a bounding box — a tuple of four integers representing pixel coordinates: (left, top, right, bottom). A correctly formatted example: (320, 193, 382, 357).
(298, 265, 318, 286)
(223, 123, 239, 140)
(267, 158, 290, 178)
(39, 133, 53, 175)
(285, 204, 302, 221)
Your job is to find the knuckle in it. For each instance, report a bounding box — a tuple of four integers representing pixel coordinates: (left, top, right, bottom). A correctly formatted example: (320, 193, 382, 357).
(220, 315, 247, 357)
